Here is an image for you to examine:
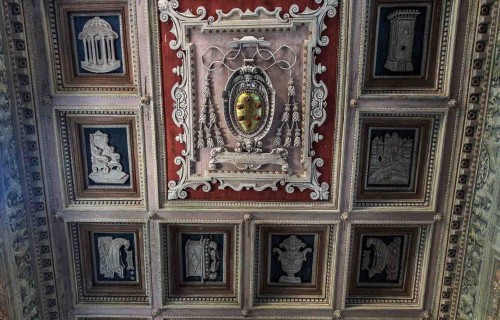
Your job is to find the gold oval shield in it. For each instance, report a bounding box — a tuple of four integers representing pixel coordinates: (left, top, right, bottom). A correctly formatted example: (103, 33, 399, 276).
(234, 92, 263, 133)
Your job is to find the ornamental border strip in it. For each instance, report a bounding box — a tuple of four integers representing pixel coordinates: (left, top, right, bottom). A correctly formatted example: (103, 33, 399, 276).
(456, 1, 500, 319)
(438, 0, 500, 319)
(2, 0, 60, 318)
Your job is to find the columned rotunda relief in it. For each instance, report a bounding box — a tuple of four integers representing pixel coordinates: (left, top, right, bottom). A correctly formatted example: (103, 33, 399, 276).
(78, 16, 121, 73)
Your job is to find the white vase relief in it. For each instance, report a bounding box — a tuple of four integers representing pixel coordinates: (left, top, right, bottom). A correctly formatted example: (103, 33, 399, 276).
(88, 130, 129, 184)
(78, 16, 121, 73)
(97, 236, 135, 279)
(361, 237, 401, 281)
(273, 235, 312, 284)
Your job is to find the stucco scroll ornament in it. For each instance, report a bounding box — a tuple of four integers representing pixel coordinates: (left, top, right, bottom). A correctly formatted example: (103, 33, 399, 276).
(88, 130, 129, 184)
(158, 0, 207, 50)
(282, 0, 337, 199)
(160, 0, 212, 199)
(273, 235, 312, 284)
(288, 0, 339, 47)
(159, 0, 337, 199)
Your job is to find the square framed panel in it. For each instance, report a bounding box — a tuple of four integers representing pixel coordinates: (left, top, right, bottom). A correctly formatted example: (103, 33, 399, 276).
(158, 0, 343, 207)
(162, 223, 240, 304)
(354, 111, 443, 207)
(360, 0, 449, 94)
(70, 223, 148, 304)
(49, 0, 138, 93)
(252, 223, 336, 306)
(346, 224, 430, 306)
(57, 108, 144, 207)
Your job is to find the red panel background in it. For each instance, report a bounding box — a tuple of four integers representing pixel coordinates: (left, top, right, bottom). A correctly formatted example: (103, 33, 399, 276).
(161, 0, 339, 202)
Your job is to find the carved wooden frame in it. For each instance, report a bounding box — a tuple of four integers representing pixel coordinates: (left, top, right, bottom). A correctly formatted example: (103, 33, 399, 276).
(69, 222, 148, 304)
(359, 0, 451, 95)
(353, 110, 444, 207)
(56, 108, 144, 208)
(48, 0, 139, 93)
(251, 222, 337, 307)
(344, 223, 431, 307)
(161, 222, 240, 304)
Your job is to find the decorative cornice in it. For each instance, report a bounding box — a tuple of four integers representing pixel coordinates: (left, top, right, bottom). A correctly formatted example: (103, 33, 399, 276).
(444, 1, 500, 319)
(1, 0, 60, 318)
(456, 1, 500, 319)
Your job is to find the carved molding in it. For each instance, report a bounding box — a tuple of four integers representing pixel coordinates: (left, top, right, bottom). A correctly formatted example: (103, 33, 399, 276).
(45, 0, 141, 94)
(457, 3, 500, 318)
(0, 1, 60, 318)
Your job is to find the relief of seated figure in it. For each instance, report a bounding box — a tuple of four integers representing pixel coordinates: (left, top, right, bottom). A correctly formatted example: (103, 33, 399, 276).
(88, 130, 129, 184)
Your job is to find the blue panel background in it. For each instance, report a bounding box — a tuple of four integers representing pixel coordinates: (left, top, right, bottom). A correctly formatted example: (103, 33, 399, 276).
(357, 234, 406, 287)
(82, 126, 131, 187)
(92, 232, 137, 282)
(269, 234, 315, 284)
(374, 6, 430, 77)
(70, 13, 124, 74)
(180, 233, 225, 283)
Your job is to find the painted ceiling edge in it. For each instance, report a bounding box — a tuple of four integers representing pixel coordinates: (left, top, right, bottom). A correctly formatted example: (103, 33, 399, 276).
(0, 0, 497, 319)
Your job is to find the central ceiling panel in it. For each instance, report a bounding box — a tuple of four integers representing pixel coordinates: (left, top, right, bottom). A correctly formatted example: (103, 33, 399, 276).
(158, 0, 343, 207)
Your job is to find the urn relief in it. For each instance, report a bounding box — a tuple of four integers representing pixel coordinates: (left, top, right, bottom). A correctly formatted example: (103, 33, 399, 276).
(273, 235, 312, 284)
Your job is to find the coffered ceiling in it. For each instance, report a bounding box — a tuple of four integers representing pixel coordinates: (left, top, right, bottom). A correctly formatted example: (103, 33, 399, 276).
(0, 0, 498, 319)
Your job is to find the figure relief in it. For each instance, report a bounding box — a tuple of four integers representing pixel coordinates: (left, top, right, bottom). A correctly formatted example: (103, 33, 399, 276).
(368, 131, 414, 185)
(78, 17, 121, 73)
(361, 237, 402, 281)
(88, 130, 129, 184)
(273, 235, 312, 284)
(185, 236, 220, 282)
(384, 10, 420, 72)
(97, 236, 135, 279)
